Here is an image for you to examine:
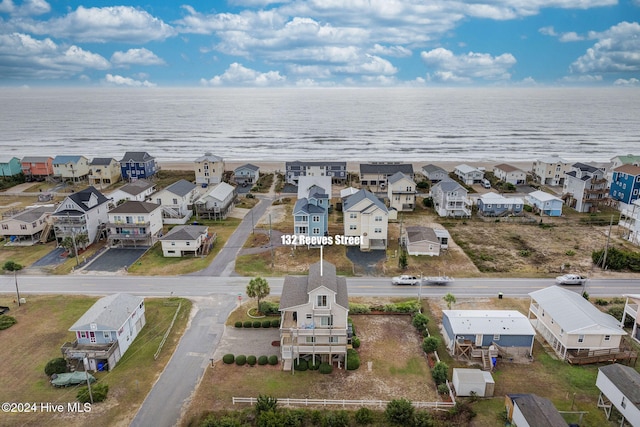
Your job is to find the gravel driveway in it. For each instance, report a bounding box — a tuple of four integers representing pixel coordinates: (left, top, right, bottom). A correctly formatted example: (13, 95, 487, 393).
(213, 326, 280, 361)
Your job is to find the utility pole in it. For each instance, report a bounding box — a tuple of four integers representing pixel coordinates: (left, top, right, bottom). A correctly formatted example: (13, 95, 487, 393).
(14, 270, 21, 307)
(269, 214, 274, 268)
(602, 214, 613, 269)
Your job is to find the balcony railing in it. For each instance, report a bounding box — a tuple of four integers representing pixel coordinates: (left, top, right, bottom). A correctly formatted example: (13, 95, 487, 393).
(53, 217, 86, 225)
(108, 221, 150, 228)
(60, 340, 117, 360)
(108, 232, 151, 240)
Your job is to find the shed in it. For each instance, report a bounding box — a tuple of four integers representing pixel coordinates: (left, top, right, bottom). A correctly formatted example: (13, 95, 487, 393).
(452, 368, 495, 397)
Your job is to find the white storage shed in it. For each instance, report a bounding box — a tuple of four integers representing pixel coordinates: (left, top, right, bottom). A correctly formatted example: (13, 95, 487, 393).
(452, 368, 495, 397)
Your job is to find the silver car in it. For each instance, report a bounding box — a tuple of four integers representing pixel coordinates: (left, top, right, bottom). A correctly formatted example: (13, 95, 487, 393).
(555, 274, 587, 285)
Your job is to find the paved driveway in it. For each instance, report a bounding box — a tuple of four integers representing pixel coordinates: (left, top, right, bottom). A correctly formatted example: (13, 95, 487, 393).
(82, 248, 149, 272)
(346, 247, 386, 275)
(213, 325, 280, 361)
(31, 247, 67, 267)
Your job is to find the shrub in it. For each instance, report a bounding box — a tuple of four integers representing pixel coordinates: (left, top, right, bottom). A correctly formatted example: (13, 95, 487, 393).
(594, 298, 609, 306)
(246, 193, 255, 199)
(258, 301, 280, 315)
(432, 361, 449, 385)
(346, 349, 360, 370)
(293, 359, 308, 371)
(565, 249, 576, 256)
(77, 383, 108, 403)
(247, 355, 257, 366)
(309, 357, 321, 371)
(349, 303, 371, 314)
(270, 319, 280, 328)
(257, 355, 268, 365)
(235, 355, 247, 366)
(385, 399, 415, 425)
(323, 410, 350, 427)
(0, 315, 17, 330)
(412, 312, 429, 331)
(319, 363, 332, 374)
(348, 319, 356, 336)
(234, 321, 243, 328)
(352, 336, 361, 348)
(268, 355, 278, 365)
(355, 407, 374, 425)
(261, 320, 271, 328)
(243, 321, 253, 328)
(253, 320, 262, 328)
(438, 383, 450, 395)
(255, 394, 278, 415)
(222, 354, 235, 364)
(422, 336, 440, 354)
(44, 357, 67, 376)
(413, 411, 434, 427)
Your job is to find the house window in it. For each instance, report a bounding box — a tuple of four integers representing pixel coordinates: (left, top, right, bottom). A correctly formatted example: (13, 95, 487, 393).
(329, 336, 339, 343)
(320, 316, 333, 326)
(89, 331, 96, 343)
(349, 225, 357, 230)
(622, 397, 627, 409)
(20, 224, 27, 230)
(578, 335, 584, 343)
(317, 295, 328, 307)
(604, 335, 610, 341)
(156, 198, 161, 204)
(171, 242, 175, 246)
(186, 242, 191, 246)
(350, 213, 357, 219)
(312, 228, 320, 235)
(306, 314, 312, 319)
(312, 215, 320, 222)
(80, 331, 87, 339)
(173, 198, 178, 204)
(1, 224, 7, 230)
(103, 331, 111, 340)
(374, 228, 382, 233)
(306, 336, 316, 343)
(493, 334, 500, 341)
(374, 216, 382, 222)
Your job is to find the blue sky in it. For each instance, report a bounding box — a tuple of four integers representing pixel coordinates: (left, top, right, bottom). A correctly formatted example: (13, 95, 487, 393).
(0, 0, 639, 87)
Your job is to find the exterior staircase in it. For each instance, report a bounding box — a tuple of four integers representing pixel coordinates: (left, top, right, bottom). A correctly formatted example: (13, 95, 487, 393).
(40, 222, 53, 243)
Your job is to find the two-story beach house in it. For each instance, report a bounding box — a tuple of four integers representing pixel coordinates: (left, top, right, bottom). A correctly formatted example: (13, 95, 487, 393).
(0, 156, 23, 177)
(194, 153, 224, 186)
(342, 189, 388, 251)
(477, 192, 524, 217)
(21, 156, 53, 181)
(107, 201, 163, 248)
(279, 261, 349, 371)
(51, 186, 110, 247)
(88, 157, 121, 188)
(526, 190, 563, 217)
(120, 151, 157, 181)
(285, 161, 347, 185)
(108, 179, 156, 205)
(562, 162, 608, 213)
(61, 293, 145, 371)
(421, 164, 448, 183)
(234, 164, 260, 186)
(528, 286, 628, 362)
(359, 163, 413, 191)
(531, 156, 571, 186)
(596, 364, 640, 426)
(194, 182, 236, 220)
(0, 206, 55, 245)
(159, 225, 213, 257)
(619, 200, 640, 245)
(493, 163, 526, 185)
(52, 155, 90, 182)
(153, 179, 199, 224)
(293, 183, 329, 240)
(431, 179, 471, 217)
(454, 164, 484, 186)
(387, 171, 416, 212)
(610, 164, 640, 212)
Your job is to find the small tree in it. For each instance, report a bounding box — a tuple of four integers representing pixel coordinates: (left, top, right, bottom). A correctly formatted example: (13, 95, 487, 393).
(422, 336, 440, 354)
(412, 312, 429, 331)
(385, 398, 415, 425)
(246, 277, 270, 314)
(432, 361, 449, 385)
(398, 250, 408, 270)
(443, 293, 456, 310)
(3, 260, 23, 306)
(255, 394, 278, 415)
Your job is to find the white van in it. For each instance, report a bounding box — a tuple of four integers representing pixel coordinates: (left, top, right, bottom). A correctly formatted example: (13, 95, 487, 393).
(482, 179, 491, 189)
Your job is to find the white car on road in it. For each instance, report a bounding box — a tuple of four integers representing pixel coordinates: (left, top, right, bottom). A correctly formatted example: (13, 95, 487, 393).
(555, 274, 587, 285)
(391, 275, 421, 286)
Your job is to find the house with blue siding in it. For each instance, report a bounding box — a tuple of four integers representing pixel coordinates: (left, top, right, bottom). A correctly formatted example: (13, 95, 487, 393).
(442, 310, 536, 359)
(477, 192, 524, 216)
(120, 151, 157, 181)
(610, 164, 640, 211)
(526, 190, 563, 217)
(61, 293, 146, 371)
(0, 156, 23, 177)
(293, 184, 329, 240)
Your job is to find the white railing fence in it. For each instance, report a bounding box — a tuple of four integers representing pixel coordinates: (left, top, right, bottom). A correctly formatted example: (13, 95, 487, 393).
(232, 397, 455, 411)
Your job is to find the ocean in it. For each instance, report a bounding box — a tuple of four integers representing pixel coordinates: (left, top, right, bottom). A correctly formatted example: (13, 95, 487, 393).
(1, 87, 638, 163)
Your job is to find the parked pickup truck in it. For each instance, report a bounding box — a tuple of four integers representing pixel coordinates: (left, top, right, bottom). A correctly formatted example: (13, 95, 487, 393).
(391, 275, 421, 286)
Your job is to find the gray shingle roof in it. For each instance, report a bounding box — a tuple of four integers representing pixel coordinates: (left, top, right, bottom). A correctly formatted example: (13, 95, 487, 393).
(195, 152, 223, 162)
(388, 171, 412, 185)
(405, 226, 438, 244)
(53, 155, 84, 164)
(65, 186, 110, 212)
(343, 189, 387, 213)
(69, 293, 143, 332)
(572, 162, 600, 173)
(433, 178, 464, 193)
(293, 198, 325, 215)
(508, 394, 567, 427)
(21, 156, 52, 163)
(360, 163, 413, 175)
(163, 179, 196, 197)
(599, 364, 640, 410)
(119, 179, 155, 196)
(120, 152, 154, 162)
(279, 261, 348, 310)
(234, 163, 259, 172)
(109, 200, 160, 214)
(10, 206, 55, 222)
(422, 164, 447, 174)
(286, 160, 346, 167)
(160, 225, 209, 241)
(90, 157, 116, 166)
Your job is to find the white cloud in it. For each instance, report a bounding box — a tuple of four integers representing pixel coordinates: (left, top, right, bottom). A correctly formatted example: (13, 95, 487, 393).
(570, 22, 640, 74)
(0, 32, 109, 79)
(200, 62, 286, 86)
(613, 77, 640, 86)
(111, 48, 165, 66)
(560, 74, 603, 83)
(539, 26, 557, 36)
(421, 47, 516, 82)
(104, 73, 156, 87)
(539, 26, 584, 42)
(0, 0, 49, 16)
(19, 6, 176, 43)
(369, 44, 412, 57)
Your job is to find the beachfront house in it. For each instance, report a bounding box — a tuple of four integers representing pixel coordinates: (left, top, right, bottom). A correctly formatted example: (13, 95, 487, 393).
(51, 186, 110, 247)
(279, 261, 349, 371)
(562, 162, 608, 213)
(159, 225, 213, 257)
(21, 156, 53, 181)
(608, 154, 640, 185)
(505, 394, 567, 427)
(120, 151, 158, 181)
(0, 206, 55, 245)
(454, 164, 484, 185)
(52, 155, 90, 182)
(153, 179, 199, 224)
(619, 200, 640, 246)
(596, 364, 640, 426)
(526, 190, 563, 217)
(359, 163, 413, 192)
(107, 201, 163, 248)
(531, 156, 571, 186)
(0, 156, 23, 177)
(233, 164, 260, 186)
(442, 310, 536, 362)
(293, 182, 329, 241)
(89, 157, 121, 188)
(108, 179, 156, 205)
(431, 179, 471, 217)
(61, 293, 145, 371)
(285, 161, 347, 185)
(387, 172, 416, 212)
(528, 286, 627, 362)
(194, 182, 236, 220)
(477, 192, 524, 217)
(342, 189, 388, 251)
(421, 164, 448, 183)
(610, 164, 640, 212)
(194, 152, 224, 186)
(493, 163, 526, 185)
(401, 226, 441, 256)
(621, 294, 640, 344)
